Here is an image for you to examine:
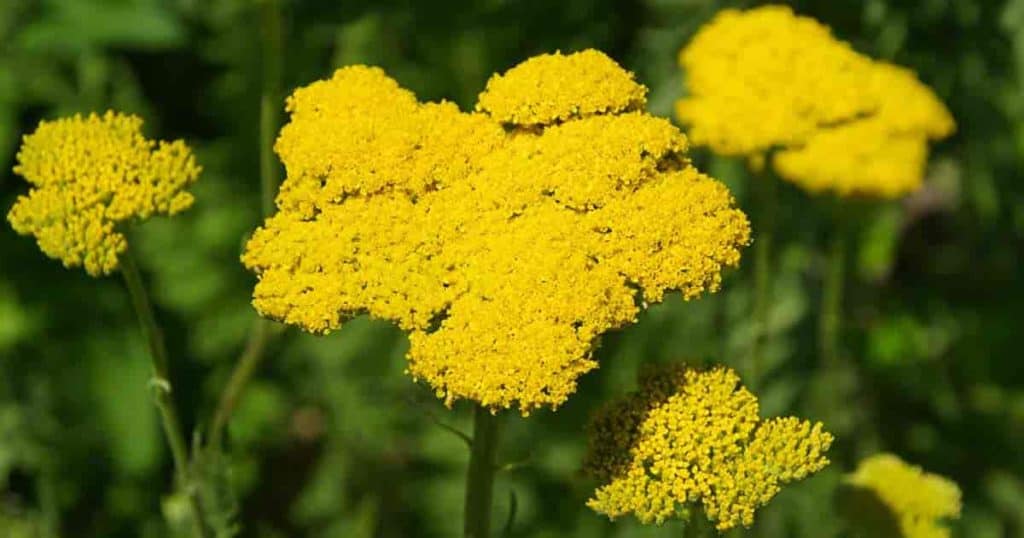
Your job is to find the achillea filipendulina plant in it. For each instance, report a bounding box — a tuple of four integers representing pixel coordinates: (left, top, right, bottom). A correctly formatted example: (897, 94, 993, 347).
(7, 111, 209, 534)
(7, 111, 201, 276)
(241, 50, 751, 415)
(676, 5, 954, 198)
(584, 365, 833, 532)
(846, 453, 961, 538)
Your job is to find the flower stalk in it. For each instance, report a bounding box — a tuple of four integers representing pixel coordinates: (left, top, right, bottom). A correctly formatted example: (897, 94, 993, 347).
(121, 246, 211, 538)
(682, 511, 713, 538)
(820, 210, 846, 367)
(209, 318, 272, 447)
(749, 170, 778, 388)
(464, 405, 501, 538)
(209, 0, 283, 448)
(258, 0, 283, 218)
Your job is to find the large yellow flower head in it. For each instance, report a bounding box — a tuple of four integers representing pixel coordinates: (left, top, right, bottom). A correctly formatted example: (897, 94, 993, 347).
(584, 365, 833, 531)
(846, 453, 961, 538)
(7, 111, 201, 276)
(241, 51, 751, 414)
(676, 5, 955, 198)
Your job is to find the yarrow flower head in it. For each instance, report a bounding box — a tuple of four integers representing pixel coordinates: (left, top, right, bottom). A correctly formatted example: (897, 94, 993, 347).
(676, 5, 955, 198)
(241, 50, 751, 414)
(845, 453, 961, 538)
(7, 111, 201, 276)
(583, 365, 833, 531)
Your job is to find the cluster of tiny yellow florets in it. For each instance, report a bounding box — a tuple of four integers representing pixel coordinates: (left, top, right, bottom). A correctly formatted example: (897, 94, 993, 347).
(7, 111, 201, 276)
(676, 5, 955, 198)
(583, 365, 833, 531)
(242, 51, 751, 414)
(476, 49, 648, 126)
(846, 453, 962, 538)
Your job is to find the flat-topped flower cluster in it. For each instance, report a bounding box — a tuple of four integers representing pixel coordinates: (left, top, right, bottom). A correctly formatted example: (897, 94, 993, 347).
(677, 5, 954, 197)
(584, 365, 833, 531)
(8, 111, 200, 276)
(241, 50, 751, 414)
(847, 453, 961, 538)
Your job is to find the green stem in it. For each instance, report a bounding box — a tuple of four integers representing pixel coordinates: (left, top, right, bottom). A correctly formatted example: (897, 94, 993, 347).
(682, 510, 713, 538)
(120, 248, 210, 538)
(209, 0, 283, 448)
(820, 217, 846, 367)
(464, 405, 501, 538)
(39, 470, 59, 538)
(259, 0, 283, 217)
(749, 171, 777, 388)
(209, 319, 272, 447)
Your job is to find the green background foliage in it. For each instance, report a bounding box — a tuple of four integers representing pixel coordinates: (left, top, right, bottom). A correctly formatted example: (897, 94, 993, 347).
(1, 0, 1022, 536)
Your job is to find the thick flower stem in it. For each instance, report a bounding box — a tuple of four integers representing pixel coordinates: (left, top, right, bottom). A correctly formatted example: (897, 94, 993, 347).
(464, 405, 501, 538)
(121, 248, 210, 538)
(682, 510, 713, 538)
(819, 220, 846, 367)
(749, 171, 777, 388)
(209, 0, 282, 448)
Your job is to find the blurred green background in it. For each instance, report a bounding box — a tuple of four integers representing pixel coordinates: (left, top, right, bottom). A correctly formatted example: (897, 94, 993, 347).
(1, 0, 1023, 536)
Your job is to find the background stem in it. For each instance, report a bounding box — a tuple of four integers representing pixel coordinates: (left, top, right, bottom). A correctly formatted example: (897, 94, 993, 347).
(121, 247, 210, 538)
(749, 170, 777, 388)
(464, 405, 501, 538)
(209, 0, 283, 448)
(209, 318, 271, 447)
(820, 216, 846, 367)
(258, 0, 283, 218)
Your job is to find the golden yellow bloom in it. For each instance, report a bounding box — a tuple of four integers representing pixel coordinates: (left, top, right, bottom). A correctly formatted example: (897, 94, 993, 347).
(584, 365, 832, 531)
(676, 5, 954, 198)
(476, 49, 647, 126)
(242, 51, 751, 414)
(846, 453, 961, 538)
(7, 111, 201, 276)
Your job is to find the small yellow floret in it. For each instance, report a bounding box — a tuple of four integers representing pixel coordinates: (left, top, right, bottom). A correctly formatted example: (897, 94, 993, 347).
(583, 365, 833, 531)
(243, 52, 750, 414)
(676, 5, 955, 198)
(847, 453, 961, 538)
(476, 50, 648, 126)
(7, 111, 201, 276)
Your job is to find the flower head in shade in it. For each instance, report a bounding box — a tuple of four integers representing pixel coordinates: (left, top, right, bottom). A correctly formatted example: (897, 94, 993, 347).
(7, 111, 201, 276)
(241, 51, 751, 414)
(583, 365, 833, 531)
(845, 453, 961, 538)
(676, 5, 954, 198)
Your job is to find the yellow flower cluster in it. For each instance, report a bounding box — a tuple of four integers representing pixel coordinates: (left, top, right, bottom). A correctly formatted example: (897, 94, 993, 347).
(7, 111, 201, 276)
(676, 5, 955, 198)
(847, 453, 961, 538)
(584, 365, 832, 531)
(242, 51, 751, 414)
(476, 49, 648, 126)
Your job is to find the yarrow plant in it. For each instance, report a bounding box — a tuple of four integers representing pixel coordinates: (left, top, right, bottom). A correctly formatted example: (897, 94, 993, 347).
(845, 454, 961, 538)
(676, 5, 954, 198)
(584, 365, 833, 532)
(7, 111, 210, 535)
(7, 111, 201, 276)
(0, 4, 981, 537)
(241, 49, 751, 414)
